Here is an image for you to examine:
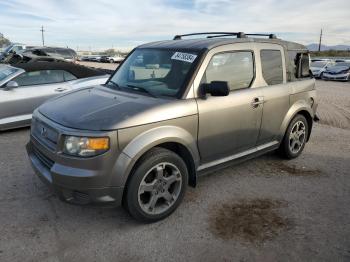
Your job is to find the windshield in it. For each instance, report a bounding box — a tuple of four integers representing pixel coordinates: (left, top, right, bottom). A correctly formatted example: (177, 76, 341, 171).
(0, 66, 18, 82)
(335, 62, 350, 67)
(1, 45, 13, 54)
(310, 61, 327, 68)
(107, 49, 199, 98)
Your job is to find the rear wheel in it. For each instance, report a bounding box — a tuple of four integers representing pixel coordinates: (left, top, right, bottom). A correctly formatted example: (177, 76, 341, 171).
(279, 114, 309, 159)
(124, 148, 188, 223)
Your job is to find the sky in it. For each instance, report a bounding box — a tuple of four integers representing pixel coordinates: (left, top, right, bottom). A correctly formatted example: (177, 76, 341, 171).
(0, 0, 350, 51)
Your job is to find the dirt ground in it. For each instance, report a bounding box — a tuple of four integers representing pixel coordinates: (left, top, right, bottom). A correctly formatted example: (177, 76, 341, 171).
(0, 80, 349, 262)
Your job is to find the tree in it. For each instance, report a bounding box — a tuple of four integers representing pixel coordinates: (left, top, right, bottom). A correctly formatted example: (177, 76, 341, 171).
(0, 33, 11, 47)
(103, 48, 117, 56)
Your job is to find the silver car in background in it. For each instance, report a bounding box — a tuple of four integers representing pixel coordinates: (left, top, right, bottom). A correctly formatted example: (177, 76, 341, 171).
(0, 62, 109, 130)
(322, 61, 350, 81)
(310, 60, 334, 78)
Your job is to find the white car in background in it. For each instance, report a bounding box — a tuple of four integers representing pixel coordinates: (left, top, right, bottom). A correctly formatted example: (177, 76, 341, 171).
(0, 62, 109, 130)
(310, 60, 334, 78)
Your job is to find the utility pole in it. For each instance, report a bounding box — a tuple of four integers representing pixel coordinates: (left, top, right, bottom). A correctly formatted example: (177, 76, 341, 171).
(318, 29, 323, 52)
(40, 26, 45, 46)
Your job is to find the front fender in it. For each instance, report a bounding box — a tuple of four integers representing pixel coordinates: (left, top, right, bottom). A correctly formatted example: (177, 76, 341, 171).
(111, 125, 200, 187)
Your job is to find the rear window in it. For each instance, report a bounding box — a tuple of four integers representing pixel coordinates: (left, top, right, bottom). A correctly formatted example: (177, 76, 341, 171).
(260, 50, 283, 85)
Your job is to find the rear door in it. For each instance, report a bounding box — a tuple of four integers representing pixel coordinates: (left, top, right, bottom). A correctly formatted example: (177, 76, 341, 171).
(0, 70, 72, 126)
(255, 44, 289, 145)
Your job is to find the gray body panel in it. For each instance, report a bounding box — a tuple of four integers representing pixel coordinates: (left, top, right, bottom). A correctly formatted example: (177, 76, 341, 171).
(38, 86, 198, 130)
(26, 37, 317, 207)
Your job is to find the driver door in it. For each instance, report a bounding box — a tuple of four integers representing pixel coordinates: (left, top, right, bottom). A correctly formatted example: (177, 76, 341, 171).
(196, 47, 263, 164)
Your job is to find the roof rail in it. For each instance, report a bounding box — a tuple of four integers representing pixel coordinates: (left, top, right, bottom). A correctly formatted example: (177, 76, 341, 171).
(173, 32, 246, 40)
(173, 32, 277, 40)
(245, 33, 277, 39)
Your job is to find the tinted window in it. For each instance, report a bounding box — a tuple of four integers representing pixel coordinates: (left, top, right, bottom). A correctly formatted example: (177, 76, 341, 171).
(14, 70, 65, 86)
(261, 50, 283, 85)
(202, 51, 254, 91)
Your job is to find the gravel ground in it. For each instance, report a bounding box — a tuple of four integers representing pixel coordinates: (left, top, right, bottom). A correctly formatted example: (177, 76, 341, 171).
(0, 80, 349, 262)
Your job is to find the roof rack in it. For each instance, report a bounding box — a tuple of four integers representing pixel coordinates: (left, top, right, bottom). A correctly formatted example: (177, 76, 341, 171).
(173, 32, 277, 40)
(173, 32, 246, 40)
(245, 33, 277, 39)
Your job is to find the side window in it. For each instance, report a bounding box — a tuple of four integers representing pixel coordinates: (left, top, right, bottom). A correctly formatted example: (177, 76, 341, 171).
(288, 51, 310, 80)
(260, 50, 283, 85)
(299, 53, 310, 77)
(13, 70, 65, 86)
(201, 51, 254, 91)
(63, 71, 77, 81)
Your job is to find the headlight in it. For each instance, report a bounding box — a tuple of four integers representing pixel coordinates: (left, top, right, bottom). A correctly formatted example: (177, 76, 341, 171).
(64, 136, 110, 157)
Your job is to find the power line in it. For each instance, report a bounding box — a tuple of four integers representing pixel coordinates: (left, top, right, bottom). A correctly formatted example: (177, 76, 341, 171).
(40, 25, 45, 46)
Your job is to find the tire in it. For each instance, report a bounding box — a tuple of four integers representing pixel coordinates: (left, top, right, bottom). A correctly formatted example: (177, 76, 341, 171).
(124, 147, 188, 223)
(278, 114, 309, 159)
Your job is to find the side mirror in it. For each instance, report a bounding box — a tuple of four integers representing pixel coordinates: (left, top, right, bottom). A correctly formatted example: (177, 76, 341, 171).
(201, 81, 230, 97)
(4, 81, 19, 90)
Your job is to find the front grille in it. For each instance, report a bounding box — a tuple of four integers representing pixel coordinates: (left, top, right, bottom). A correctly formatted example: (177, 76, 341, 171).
(31, 118, 59, 150)
(32, 145, 54, 169)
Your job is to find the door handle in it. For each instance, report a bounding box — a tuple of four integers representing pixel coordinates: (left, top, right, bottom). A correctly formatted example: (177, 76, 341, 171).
(251, 97, 264, 108)
(54, 87, 68, 92)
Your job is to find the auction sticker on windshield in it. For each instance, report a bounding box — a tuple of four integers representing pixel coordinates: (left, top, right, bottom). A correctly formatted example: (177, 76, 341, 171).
(171, 52, 197, 63)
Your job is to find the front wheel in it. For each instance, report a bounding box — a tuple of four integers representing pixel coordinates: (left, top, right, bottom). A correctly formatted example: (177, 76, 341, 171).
(278, 114, 309, 159)
(124, 148, 188, 223)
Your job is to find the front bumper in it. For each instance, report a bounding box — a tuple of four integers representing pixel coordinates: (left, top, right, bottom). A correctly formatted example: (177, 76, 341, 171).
(322, 73, 349, 81)
(26, 127, 124, 207)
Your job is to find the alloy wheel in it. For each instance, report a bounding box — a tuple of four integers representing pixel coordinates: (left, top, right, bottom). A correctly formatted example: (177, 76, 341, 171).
(289, 120, 306, 154)
(137, 162, 182, 215)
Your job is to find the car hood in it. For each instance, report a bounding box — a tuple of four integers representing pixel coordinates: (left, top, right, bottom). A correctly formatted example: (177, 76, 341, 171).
(38, 85, 197, 131)
(325, 66, 350, 73)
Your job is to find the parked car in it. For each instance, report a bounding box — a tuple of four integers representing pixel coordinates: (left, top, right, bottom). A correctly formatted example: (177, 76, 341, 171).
(26, 32, 317, 222)
(89, 56, 101, 62)
(100, 55, 124, 63)
(3, 47, 78, 64)
(0, 43, 28, 61)
(310, 60, 334, 78)
(322, 62, 350, 81)
(0, 62, 109, 130)
(47, 47, 78, 62)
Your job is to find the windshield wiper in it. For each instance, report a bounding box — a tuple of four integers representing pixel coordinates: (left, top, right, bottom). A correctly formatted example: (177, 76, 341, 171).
(126, 84, 157, 98)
